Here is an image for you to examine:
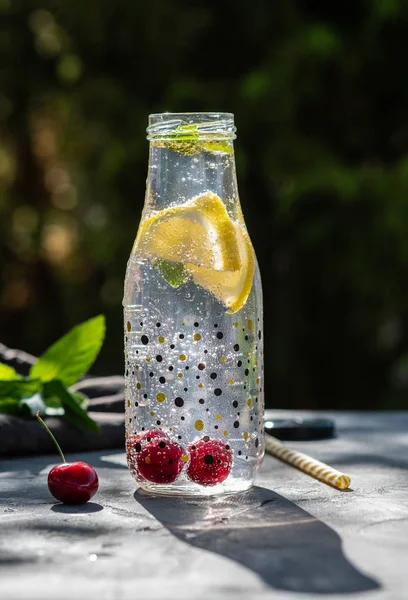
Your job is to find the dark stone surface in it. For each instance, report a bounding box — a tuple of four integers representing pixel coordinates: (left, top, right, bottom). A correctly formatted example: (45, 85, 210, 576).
(1, 411, 407, 599)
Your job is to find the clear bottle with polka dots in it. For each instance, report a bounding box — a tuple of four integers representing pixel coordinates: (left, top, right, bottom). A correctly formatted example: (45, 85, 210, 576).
(123, 113, 264, 495)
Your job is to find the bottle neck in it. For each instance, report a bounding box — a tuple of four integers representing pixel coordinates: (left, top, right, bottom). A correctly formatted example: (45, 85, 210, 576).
(144, 141, 240, 216)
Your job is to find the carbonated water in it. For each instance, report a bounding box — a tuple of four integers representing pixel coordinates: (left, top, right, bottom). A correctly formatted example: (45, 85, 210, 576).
(123, 113, 264, 495)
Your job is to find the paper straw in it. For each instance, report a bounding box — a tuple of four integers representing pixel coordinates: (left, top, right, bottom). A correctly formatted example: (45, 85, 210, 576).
(264, 434, 351, 490)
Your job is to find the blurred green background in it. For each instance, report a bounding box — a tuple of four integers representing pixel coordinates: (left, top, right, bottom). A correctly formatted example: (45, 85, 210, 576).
(1, 0, 408, 410)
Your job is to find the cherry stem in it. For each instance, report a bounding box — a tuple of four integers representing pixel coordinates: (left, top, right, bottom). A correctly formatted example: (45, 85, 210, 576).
(36, 411, 66, 463)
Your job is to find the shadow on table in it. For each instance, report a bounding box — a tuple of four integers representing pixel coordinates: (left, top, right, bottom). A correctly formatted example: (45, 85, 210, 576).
(135, 486, 379, 595)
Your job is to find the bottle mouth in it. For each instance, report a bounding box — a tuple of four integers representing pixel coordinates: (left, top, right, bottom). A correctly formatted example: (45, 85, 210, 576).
(147, 112, 236, 140)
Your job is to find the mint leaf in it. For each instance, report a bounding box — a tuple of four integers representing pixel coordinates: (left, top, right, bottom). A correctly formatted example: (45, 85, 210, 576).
(43, 380, 101, 433)
(160, 124, 233, 155)
(0, 378, 41, 399)
(30, 315, 106, 387)
(0, 363, 19, 379)
(71, 391, 89, 409)
(155, 259, 189, 288)
(0, 318, 105, 431)
(39, 389, 65, 416)
(164, 123, 200, 141)
(0, 381, 46, 418)
(161, 124, 201, 155)
(202, 140, 233, 154)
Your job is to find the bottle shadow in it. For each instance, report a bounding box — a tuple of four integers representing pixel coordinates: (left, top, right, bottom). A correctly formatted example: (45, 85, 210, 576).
(134, 485, 379, 595)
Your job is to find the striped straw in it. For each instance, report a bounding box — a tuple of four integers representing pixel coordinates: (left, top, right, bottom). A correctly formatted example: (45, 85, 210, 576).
(264, 434, 351, 490)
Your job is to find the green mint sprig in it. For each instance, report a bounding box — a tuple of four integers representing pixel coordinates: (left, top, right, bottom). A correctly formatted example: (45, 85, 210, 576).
(154, 259, 189, 288)
(158, 124, 233, 155)
(0, 315, 105, 433)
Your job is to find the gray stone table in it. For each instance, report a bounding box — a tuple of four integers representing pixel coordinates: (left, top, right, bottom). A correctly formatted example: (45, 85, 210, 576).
(1, 411, 408, 600)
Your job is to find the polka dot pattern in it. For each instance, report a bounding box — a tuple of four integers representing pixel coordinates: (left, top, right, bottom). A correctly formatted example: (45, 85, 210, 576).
(124, 308, 265, 484)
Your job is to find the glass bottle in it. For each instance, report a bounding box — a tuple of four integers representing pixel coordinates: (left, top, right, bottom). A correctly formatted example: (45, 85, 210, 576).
(123, 112, 264, 495)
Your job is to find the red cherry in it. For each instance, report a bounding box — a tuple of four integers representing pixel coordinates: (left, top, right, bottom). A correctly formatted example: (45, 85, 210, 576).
(126, 429, 166, 453)
(136, 437, 186, 484)
(48, 462, 99, 504)
(36, 411, 99, 505)
(187, 437, 233, 486)
(126, 430, 168, 478)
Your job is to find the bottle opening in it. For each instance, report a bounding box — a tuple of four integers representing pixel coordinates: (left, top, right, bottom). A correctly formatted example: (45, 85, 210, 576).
(147, 112, 236, 141)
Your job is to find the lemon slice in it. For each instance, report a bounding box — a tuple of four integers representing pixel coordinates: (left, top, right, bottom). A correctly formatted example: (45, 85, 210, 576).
(134, 191, 255, 313)
(134, 192, 240, 272)
(186, 222, 255, 314)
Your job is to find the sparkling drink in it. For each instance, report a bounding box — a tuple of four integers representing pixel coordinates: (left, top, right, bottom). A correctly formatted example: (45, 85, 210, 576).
(124, 113, 264, 495)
